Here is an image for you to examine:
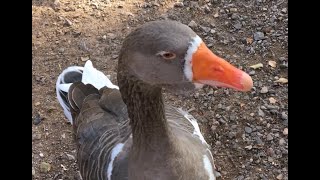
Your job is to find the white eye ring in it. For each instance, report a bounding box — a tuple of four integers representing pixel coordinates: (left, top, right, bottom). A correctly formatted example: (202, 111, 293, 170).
(156, 51, 176, 60)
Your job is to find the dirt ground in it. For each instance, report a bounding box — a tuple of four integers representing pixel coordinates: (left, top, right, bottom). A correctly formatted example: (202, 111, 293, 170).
(32, 0, 288, 179)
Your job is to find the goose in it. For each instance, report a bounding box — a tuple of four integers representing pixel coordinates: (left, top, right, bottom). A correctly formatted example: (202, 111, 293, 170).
(56, 20, 253, 180)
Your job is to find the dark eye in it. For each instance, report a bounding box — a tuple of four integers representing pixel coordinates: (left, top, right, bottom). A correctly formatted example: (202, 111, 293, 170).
(157, 51, 176, 60)
(163, 52, 175, 59)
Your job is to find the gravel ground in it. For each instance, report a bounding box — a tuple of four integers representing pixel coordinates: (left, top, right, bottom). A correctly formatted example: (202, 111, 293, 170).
(32, 0, 288, 179)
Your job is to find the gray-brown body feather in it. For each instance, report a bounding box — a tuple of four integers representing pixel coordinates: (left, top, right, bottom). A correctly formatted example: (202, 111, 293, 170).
(68, 82, 215, 180)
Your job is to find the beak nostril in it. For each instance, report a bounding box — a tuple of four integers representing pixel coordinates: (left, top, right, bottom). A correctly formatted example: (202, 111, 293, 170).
(212, 66, 224, 72)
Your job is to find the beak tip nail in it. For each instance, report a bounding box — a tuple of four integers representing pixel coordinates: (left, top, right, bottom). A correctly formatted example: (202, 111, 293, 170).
(241, 73, 253, 92)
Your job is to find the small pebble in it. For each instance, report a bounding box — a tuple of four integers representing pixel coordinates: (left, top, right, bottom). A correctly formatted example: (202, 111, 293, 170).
(32, 133, 42, 140)
(260, 87, 268, 94)
(66, 154, 75, 161)
(245, 126, 252, 133)
(266, 133, 273, 141)
(258, 108, 265, 117)
(254, 32, 265, 41)
(279, 138, 285, 145)
(281, 112, 288, 120)
(188, 20, 197, 28)
(249, 70, 255, 75)
(174, 2, 184, 7)
(33, 114, 42, 125)
(276, 174, 283, 179)
(32, 167, 35, 176)
(40, 162, 51, 173)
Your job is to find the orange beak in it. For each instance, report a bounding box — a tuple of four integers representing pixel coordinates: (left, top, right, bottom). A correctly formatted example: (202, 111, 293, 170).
(192, 42, 253, 92)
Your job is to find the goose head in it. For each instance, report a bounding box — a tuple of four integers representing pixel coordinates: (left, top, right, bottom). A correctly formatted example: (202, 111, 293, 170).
(118, 20, 253, 92)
